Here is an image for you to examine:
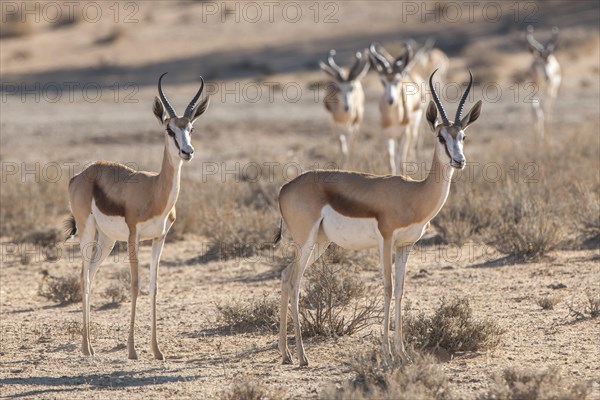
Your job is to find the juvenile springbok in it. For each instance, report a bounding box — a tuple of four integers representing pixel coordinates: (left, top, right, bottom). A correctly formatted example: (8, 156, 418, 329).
(66, 73, 209, 360)
(275, 70, 482, 366)
(526, 25, 561, 138)
(369, 42, 425, 175)
(319, 49, 370, 165)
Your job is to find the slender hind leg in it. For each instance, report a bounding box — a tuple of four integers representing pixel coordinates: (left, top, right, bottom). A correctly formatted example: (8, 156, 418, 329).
(80, 215, 97, 356)
(127, 228, 140, 360)
(379, 238, 394, 361)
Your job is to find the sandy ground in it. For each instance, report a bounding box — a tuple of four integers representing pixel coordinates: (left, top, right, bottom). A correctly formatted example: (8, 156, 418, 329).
(1, 1, 599, 399)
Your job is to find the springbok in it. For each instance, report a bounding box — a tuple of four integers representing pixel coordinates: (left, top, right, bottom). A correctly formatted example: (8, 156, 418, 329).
(526, 25, 561, 138)
(411, 38, 450, 82)
(319, 49, 370, 165)
(369, 42, 425, 175)
(274, 70, 482, 366)
(66, 73, 209, 359)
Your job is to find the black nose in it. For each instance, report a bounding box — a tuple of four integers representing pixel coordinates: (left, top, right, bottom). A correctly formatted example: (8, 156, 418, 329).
(344, 105, 349, 112)
(388, 99, 394, 105)
(182, 149, 194, 156)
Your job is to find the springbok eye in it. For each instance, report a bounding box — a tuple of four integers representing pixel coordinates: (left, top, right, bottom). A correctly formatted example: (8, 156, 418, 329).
(462, 136, 467, 142)
(167, 128, 175, 137)
(437, 135, 446, 144)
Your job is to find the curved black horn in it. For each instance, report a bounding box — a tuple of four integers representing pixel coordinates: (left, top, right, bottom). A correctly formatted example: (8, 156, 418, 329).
(327, 50, 345, 81)
(394, 43, 412, 73)
(526, 25, 544, 52)
(429, 69, 450, 125)
(369, 42, 390, 71)
(348, 51, 367, 81)
(547, 26, 559, 51)
(455, 70, 473, 123)
(158, 72, 176, 118)
(184, 77, 206, 119)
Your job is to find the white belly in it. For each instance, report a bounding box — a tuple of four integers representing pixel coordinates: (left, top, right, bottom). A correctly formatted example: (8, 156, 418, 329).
(92, 200, 170, 241)
(321, 205, 381, 250)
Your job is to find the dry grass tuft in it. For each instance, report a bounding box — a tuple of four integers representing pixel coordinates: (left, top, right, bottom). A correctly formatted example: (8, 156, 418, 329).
(219, 380, 283, 400)
(322, 346, 452, 400)
(403, 298, 504, 354)
(216, 293, 279, 333)
(300, 261, 382, 338)
(567, 289, 600, 320)
(38, 272, 81, 305)
(103, 268, 130, 304)
(480, 367, 591, 400)
(536, 295, 561, 310)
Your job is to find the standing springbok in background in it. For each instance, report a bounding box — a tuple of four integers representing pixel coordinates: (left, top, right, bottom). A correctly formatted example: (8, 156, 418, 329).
(369, 42, 425, 175)
(526, 25, 561, 138)
(410, 38, 450, 82)
(319, 49, 370, 165)
(66, 73, 209, 360)
(274, 70, 482, 366)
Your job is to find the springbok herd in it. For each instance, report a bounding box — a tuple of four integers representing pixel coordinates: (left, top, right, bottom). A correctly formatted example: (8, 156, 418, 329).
(66, 26, 560, 365)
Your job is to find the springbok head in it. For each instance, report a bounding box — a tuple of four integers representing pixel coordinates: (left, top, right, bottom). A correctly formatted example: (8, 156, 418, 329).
(319, 49, 370, 112)
(527, 25, 559, 62)
(369, 42, 413, 106)
(153, 73, 210, 162)
(426, 70, 482, 170)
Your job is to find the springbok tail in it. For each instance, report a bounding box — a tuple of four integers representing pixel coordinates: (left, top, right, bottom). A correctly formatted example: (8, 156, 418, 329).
(63, 215, 77, 241)
(273, 218, 283, 248)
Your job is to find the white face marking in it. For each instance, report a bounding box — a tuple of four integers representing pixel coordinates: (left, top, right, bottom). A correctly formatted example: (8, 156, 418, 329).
(381, 74, 401, 105)
(337, 81, 356, 112)
(167, 120, 195, 162)
(438, 127, 466, 169)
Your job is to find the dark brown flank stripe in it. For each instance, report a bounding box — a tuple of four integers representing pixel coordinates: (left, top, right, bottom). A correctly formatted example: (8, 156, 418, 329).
(93, 182, 126, 217)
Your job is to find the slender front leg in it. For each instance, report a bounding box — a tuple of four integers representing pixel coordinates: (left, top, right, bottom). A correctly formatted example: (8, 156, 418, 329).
(379, 238, 393, 360)
(150, 234, 167, 360)
(127, 229, 140, 360)
(394, 245, 412, 363)
(279, 261, 294, 364)
(387, 138, 396, 175)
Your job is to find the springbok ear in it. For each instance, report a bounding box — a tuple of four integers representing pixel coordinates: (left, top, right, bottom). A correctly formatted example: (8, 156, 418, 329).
(153, 96, 166, 125)
(190, 96, 210, 124)
(460, 100, 482, 130)
(426, 101, 438, 131)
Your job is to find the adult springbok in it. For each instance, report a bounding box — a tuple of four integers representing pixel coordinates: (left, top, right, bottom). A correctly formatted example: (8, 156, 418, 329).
(369, 42, 425, 175)
(526, 25, 561, 138)
(410, 38, 450, 82)
(66, 73, 209, 359)
(319, 49, 370, 165)
(274, 70, 482, 366)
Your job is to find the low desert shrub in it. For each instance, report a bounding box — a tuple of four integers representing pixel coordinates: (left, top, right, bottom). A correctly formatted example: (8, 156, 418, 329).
(39, 272, 81, 304)
(403, 297, 504, 354)
(322, 346, 452, 400)
(217, 293, 279, 333)
(300, 262, 381, 338)
(536, 295, 561, 310)
(480, 367, 591, 400)
(219, 380, 283, 400)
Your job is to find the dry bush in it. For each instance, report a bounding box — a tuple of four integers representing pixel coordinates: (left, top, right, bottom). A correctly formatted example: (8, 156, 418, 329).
(536, 295, 561, 310)
(216, 293, 279, 333)
(480, 367, 591, 400)
(403, 298, 504, 355)
(0, 177, 69, 239)
(39, 272, 81, 304)
(103, 268, 130, 304)
(322, 346, 452, 400)
(300, 262, 382, 338)
(486, 186, 567, 262)
(572, 184, 600, 245)
(567, 290, 600, 320)
(219, 380, 283, 400)
(177, 178, 279, 261)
